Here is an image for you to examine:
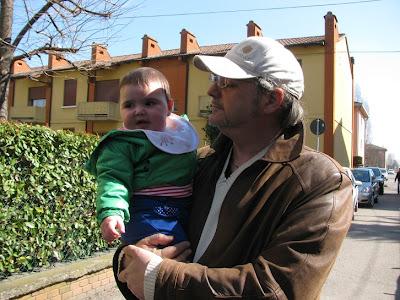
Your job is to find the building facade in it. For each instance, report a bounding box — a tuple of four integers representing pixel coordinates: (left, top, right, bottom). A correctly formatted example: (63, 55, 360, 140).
(8, 12, 357, 166)
(365, 144, 387, 168)
(352, 101, 369, 166)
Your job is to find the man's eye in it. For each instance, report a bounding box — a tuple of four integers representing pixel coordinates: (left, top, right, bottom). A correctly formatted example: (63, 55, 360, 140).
(221, 82, 238, 89)
(225, 83, 237, 88)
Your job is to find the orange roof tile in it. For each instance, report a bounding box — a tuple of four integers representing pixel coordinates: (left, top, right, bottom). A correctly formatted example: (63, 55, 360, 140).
(12, 35, 329, 77)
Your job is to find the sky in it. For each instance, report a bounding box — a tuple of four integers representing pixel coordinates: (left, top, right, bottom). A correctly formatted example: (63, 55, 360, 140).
(13, 0, 400, 157)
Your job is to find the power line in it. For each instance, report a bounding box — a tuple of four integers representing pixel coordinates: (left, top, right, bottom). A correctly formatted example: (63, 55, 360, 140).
(122, 0, 382, 19)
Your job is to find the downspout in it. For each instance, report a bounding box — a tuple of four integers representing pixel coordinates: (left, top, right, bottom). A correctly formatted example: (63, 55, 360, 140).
(323, 11, 338, 158)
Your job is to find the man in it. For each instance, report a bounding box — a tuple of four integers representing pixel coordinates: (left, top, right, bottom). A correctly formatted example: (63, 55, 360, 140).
(117, 36, 353, 299)
(395, 169, 400, 194)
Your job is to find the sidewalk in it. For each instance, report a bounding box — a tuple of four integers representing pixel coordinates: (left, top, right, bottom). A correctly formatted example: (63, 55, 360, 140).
(88, 284, 124, 300)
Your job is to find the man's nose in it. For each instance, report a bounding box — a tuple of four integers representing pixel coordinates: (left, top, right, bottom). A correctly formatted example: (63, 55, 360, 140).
(207, 82, 221, 98)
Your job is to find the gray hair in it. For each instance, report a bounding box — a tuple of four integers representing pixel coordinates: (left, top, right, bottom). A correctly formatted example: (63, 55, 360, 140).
(256, 77, 304, 128)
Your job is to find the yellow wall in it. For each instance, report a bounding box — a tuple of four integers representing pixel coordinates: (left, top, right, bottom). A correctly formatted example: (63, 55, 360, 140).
(333, 38, 353, 167)
(12, 77, 47, 117)
(186, 61, 211, 146)
(92, 62, 140, 133)
(95, 62, 139, 81)
(50, 70, 87, 132)
(291, 46, 325, 151)
(50, 62, 140, 133)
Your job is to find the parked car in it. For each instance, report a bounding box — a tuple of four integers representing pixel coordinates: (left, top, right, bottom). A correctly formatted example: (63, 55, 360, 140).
(366, 167, 385, 195)
(380, 168, 388, 181)
(388, 169, 395, 175)
(351, 168, 378, 208)
(343, 167, 361, 220)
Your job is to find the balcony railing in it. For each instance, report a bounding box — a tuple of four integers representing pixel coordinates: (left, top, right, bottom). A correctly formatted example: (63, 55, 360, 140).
(77, 101, 120, 121)
(9, 106, 46, 123)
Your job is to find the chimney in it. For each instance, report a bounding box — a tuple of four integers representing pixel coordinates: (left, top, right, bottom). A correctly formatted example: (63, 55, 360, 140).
(247, 21, 263, 37)
(142, 34, 162, 58)
(324, 11, 339, 45)
(48, 53, 70, 69)
(91, 43, 111, 64)
(11, 59, 31, 74)
(180, 29, 200, 54)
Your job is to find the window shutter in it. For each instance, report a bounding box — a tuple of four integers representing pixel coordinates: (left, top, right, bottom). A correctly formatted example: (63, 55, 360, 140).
(63, 79, 77, 106)
(28, 86, 46, 106)
(95, 80, 119, 103)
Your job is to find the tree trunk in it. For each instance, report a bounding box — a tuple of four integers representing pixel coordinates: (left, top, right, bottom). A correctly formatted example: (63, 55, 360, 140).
(0, 0, 14, 120)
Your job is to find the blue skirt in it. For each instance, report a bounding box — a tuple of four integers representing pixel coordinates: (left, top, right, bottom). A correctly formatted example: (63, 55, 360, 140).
(121, 195, 190, 245)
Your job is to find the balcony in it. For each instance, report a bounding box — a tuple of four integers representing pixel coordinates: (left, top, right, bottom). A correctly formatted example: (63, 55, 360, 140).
(77, 101, 120, 121)
(9, 106, 46, 123)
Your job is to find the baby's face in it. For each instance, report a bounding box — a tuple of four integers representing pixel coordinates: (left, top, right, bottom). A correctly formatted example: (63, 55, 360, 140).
(120, 81, 173, 131)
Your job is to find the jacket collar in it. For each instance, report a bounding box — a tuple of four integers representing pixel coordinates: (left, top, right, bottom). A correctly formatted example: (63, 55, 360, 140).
(210, 122, 304, 163)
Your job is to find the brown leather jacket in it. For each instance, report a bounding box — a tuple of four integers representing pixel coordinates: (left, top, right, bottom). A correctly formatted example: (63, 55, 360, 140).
(154, 123, 353, 299)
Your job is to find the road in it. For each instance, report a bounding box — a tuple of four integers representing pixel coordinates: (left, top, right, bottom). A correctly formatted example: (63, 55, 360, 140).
(321, 174, 400, 299)
(96, 175, 400, 300)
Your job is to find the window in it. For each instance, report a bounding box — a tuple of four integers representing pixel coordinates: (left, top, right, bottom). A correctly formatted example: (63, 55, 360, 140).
(95, 79, 119, 103)
(33, 99, 46, 107)
(63, 79, 77, 106)
(198, 95, 212, 117)
(28, 86, 46, 106)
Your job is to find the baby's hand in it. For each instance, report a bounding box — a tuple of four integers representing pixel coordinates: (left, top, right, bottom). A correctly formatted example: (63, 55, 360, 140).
(100, 216, 125, 243)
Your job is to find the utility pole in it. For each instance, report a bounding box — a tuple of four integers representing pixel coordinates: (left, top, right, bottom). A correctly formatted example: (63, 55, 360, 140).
(0, 0, 14, 120)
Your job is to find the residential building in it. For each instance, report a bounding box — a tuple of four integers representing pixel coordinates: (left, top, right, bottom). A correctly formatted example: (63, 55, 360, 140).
(365, 144, 387, 168)
(8, 11, 356, 165)
(352, 100, 369, 166)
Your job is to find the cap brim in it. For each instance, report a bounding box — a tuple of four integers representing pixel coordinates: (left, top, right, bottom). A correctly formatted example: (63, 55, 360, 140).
(193, 55, 256, 79)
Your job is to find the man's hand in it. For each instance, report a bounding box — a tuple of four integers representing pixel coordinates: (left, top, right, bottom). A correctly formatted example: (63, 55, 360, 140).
(118, 245, 153, 300)
(117, 234, 192, 298)
(100, 216, 125, 243)
(136, 233, 192, 261)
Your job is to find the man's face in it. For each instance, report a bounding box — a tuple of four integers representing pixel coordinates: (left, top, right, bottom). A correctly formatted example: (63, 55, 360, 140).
(207, 75, 262, 129)
(120, 81, 173, 131)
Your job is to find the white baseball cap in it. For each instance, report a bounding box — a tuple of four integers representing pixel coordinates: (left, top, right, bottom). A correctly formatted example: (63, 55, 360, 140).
(193, 36, 304, 99)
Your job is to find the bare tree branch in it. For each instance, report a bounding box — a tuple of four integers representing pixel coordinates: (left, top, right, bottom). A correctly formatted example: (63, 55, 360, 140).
(12, 1, 55, 48)
(1, 0, 139, 117)
(13, 46, 79, 61)
(0, 37, 16, 49)
(46, 12, 64, 37)
(56, 0, 112, 17)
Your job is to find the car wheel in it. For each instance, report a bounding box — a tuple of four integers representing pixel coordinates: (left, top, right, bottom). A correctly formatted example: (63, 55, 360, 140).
(355, 203, 358, 212)
(379, 185, 384, 195)
(375, 194, 379, 203)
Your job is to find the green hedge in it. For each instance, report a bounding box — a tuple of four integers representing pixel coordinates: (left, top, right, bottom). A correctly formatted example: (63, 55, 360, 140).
(0, 122, 113, 278)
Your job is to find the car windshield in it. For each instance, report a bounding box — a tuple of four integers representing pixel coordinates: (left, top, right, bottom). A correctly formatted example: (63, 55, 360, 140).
(369, 168, 381, 177)
(352, 169, 370, 182)
(380, 169, 387, 174)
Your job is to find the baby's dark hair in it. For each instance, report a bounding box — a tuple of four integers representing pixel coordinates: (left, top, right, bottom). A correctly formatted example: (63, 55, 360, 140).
(119, 67, 171, 100)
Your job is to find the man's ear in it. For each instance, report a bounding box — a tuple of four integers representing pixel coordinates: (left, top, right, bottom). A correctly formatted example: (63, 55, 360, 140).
(264, 88, 284, 114)
(167, 99, 174, 115)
